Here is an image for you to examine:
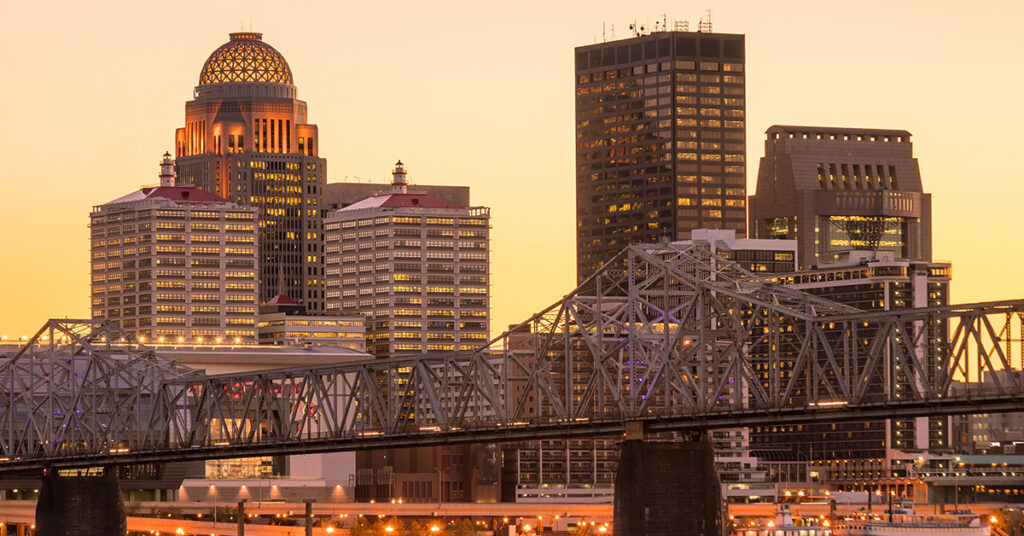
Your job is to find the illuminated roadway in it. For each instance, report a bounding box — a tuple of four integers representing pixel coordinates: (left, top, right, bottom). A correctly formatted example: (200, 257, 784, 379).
(0, 500, 1010, 534)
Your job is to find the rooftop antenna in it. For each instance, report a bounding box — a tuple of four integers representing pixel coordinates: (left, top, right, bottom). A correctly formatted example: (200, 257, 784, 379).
(663, 13, 668, 31)
(610, 23, 615, 39)
(674, 20, 690, 31)
(698, 9, 713, 32)
(602, 21, 606, 42)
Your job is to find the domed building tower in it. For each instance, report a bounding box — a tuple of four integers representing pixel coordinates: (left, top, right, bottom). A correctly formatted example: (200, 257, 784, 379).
(175, 32, 326, 312)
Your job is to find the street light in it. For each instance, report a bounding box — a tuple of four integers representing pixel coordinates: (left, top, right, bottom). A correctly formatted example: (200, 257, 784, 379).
(385, 526, 395, 533)
(430, 525, 440, 533)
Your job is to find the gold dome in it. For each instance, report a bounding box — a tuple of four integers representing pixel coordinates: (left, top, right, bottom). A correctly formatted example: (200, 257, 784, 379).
(198, 32, 293, 86)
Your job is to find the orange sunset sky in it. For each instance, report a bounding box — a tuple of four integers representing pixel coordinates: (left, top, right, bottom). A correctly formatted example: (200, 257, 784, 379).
(0, 0, 1022, 340)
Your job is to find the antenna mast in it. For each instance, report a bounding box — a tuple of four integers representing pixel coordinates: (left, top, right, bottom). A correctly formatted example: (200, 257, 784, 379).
(698, 9, 713, 32)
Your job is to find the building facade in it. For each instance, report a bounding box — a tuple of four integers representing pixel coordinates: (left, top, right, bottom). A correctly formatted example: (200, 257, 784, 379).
(748, 125, 932, 269)
(90, 154, 259, 343)
(257, 294, 366, 351)
(324, 161, 490, 357)
(575, 29, 747, 281)
(174, 32, 327, 312)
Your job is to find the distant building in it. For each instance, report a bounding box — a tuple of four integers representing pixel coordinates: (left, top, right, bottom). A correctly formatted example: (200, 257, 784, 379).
(258, 294, 366, 351)
(90, 153, 259, 344)
(749, 125, 932, 269)
(685, 228, 797, 273)
(173, 32, 327, 312)
(324, 161, 490, 357)
(575, 29, 748, 282)
(354, 444, 501, 504)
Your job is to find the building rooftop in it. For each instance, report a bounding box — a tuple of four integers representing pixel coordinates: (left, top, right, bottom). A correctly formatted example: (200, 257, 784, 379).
(266, 294, 297, 305)
(198, 32, 293, 86)
(335, 161, 460, 212)
(103, 186, 228, 206)
(338, 192, 458, 211)
(765, 124, 912, 138)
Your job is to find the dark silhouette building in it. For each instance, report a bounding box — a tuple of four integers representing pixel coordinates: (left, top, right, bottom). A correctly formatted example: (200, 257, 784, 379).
(575, 29, 747, 281)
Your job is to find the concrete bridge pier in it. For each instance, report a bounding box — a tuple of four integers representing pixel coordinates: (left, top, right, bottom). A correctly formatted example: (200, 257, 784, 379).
(614, 429, 722, 536)
(35, 467, 126, 536)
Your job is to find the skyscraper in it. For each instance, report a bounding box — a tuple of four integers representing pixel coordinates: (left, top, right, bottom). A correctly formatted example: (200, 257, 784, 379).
(748, 126, 950, 496)
(748, 125, 932, 269)
(90, 153, 259, 344)
(174, 32, 327, 313)
(575, 29, 746, 281)
(323, 161, 490, 357)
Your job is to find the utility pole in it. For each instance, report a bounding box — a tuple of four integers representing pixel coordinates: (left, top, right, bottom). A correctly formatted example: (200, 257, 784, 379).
(238, 499, 246, 536)
(305, 499, 316, 536)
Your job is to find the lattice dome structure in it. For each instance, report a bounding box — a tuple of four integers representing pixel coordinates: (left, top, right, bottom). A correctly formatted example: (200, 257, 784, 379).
(198, 32, 293, 86)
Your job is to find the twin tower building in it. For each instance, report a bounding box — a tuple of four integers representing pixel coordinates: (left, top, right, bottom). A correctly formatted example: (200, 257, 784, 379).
(90, 32, 490, 356)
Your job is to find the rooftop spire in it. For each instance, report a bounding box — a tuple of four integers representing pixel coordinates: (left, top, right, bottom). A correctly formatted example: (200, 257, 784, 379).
(392, 160, 408, 194)
(159, 152, 176, 187)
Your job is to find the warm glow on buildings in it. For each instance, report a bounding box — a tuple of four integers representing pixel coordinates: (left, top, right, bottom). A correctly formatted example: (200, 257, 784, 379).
(174, 32, 328, 313)
(90, 154, 259, 343)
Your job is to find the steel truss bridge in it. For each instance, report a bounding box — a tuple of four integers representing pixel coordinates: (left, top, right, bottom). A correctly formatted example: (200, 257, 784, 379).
(2, 244, 1024, 471)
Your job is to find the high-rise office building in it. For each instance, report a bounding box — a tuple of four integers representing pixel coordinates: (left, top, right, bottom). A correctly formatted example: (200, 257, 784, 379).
(575, 29, 747, 281)
(323, 161, 490, 357)
(174, 32, 327, 312)
(323, 162, 495, 503)
(748, 125, 932, 269)
(90, 153, 259, 343)
(748, 126, 950, 498)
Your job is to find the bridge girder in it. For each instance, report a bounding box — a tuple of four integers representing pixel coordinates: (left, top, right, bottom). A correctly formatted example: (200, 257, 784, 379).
(1, 244, 1023, 470)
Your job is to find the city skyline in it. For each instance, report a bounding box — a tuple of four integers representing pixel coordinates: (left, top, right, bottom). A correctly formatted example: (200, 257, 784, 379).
(1, 0, 1022, 339)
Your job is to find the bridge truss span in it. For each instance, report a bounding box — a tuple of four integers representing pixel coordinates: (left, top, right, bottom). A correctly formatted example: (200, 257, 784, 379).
(2, 244, 1024, 469)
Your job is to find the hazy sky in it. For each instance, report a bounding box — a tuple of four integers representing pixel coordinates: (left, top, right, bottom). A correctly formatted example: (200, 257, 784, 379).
(1, 0, 1022, 339)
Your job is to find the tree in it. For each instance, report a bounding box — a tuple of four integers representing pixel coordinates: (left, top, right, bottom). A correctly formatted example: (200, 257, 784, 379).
(421, 519, 449, 536)
(351, 517, 375, 536)
(374, 517, 406, 536)
(452, 518, 476, 536)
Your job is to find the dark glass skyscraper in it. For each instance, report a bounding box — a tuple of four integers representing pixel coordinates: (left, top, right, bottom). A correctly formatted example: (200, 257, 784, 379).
(575, 30, 746, 282)
(175, 32, 327, 312)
